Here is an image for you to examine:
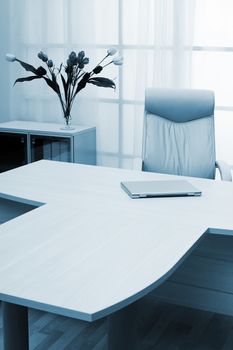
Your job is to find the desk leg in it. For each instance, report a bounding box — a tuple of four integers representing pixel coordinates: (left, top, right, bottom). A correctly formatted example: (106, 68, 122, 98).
(107, 302, 138, 350)
(3, 302, 29, 350)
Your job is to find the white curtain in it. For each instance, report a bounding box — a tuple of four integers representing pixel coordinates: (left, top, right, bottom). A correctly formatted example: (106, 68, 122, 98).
(0, 2, 11, 122)
(130, 0, 196, 163)
(8, 0, 98, 125)
(5, 0, 196, 168)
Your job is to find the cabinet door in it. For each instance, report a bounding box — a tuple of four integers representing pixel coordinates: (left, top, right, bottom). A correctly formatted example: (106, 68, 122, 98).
(30, 135, 71, 163)
(0, 132, 27, 172)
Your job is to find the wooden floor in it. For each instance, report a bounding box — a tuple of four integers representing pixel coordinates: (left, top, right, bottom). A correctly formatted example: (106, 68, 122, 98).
(1, 297, 233, 349)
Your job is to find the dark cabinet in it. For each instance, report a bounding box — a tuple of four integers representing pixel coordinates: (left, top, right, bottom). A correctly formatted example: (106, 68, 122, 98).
(0, 132, 27, 172)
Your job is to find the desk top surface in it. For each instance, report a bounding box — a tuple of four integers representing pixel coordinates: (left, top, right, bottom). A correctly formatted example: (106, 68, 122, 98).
(0, 160, 232, 321)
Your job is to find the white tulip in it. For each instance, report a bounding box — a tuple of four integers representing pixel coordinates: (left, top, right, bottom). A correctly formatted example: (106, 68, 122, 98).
(6, 53, 16, 62)
(107, 47, 117, 56)
(113, 56, 123, 65)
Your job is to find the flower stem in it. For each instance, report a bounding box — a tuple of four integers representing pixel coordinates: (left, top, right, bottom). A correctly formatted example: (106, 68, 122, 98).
(102, 61, 113, 69)
(57, 92, 66, 116)
(96, 54, 109, 67)
(90, 54, 109, 75)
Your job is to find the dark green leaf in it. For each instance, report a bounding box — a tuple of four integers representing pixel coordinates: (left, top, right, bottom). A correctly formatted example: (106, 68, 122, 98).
(61, 74, 68, 102)
(74, 73, 91, 95)
(16, 59, 38, 75)
(43, 77, 60, 94)
(88, 77, 115, 89)
(14, 76, 42, 85)
(51, 72, 57, 84)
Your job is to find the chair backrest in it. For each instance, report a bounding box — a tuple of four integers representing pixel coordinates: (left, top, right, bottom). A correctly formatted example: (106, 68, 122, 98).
(143, 88, 216, 179)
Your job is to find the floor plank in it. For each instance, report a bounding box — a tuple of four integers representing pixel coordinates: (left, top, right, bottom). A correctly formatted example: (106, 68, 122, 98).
(1, 298, 233, 349)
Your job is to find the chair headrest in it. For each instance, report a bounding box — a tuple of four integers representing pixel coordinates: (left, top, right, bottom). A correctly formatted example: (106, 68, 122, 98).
(145, 88, 215, 122)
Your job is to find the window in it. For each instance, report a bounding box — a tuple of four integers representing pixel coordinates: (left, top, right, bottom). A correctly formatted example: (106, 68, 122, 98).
(193, 0, 233, 164)
(10, 0, 233, 168)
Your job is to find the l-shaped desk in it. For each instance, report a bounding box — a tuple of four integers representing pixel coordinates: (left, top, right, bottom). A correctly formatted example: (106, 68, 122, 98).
(0, 160, 233, 349)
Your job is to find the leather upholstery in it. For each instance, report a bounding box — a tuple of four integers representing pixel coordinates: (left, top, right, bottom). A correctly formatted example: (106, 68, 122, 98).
(143, 88, 216, 179)
(145, 88, 215, 123)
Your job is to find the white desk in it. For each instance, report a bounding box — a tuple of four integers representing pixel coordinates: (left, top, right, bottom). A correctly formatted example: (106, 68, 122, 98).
(0, 160, 233, 350)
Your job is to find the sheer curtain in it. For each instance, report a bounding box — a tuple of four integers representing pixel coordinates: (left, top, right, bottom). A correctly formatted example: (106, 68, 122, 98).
(0, 1, 11, 122)
(6, 0, 196, 168)
(8, 0, 98, 125)
(129, 0, 196, 163)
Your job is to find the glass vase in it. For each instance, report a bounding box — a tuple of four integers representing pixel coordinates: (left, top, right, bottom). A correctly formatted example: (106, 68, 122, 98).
(60, 115, 76, 130)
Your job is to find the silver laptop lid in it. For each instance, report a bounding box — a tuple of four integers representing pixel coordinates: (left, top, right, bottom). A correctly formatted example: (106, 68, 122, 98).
(121, 180, 202, 198)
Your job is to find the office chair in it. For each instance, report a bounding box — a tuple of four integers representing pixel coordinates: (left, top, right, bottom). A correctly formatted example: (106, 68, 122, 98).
(135, 88, 232, 317)
(135, 88, 232, 181)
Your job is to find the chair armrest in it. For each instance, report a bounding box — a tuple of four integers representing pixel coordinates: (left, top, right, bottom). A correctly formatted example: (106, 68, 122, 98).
(215, 160, 232, 182)
(132, 157, 143, 171)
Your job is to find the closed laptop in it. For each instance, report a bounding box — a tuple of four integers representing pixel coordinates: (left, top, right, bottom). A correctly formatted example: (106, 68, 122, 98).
(121, 180, 202, 199)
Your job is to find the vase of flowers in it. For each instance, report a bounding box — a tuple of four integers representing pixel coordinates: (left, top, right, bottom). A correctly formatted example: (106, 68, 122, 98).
(6, 49, 123, 129)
